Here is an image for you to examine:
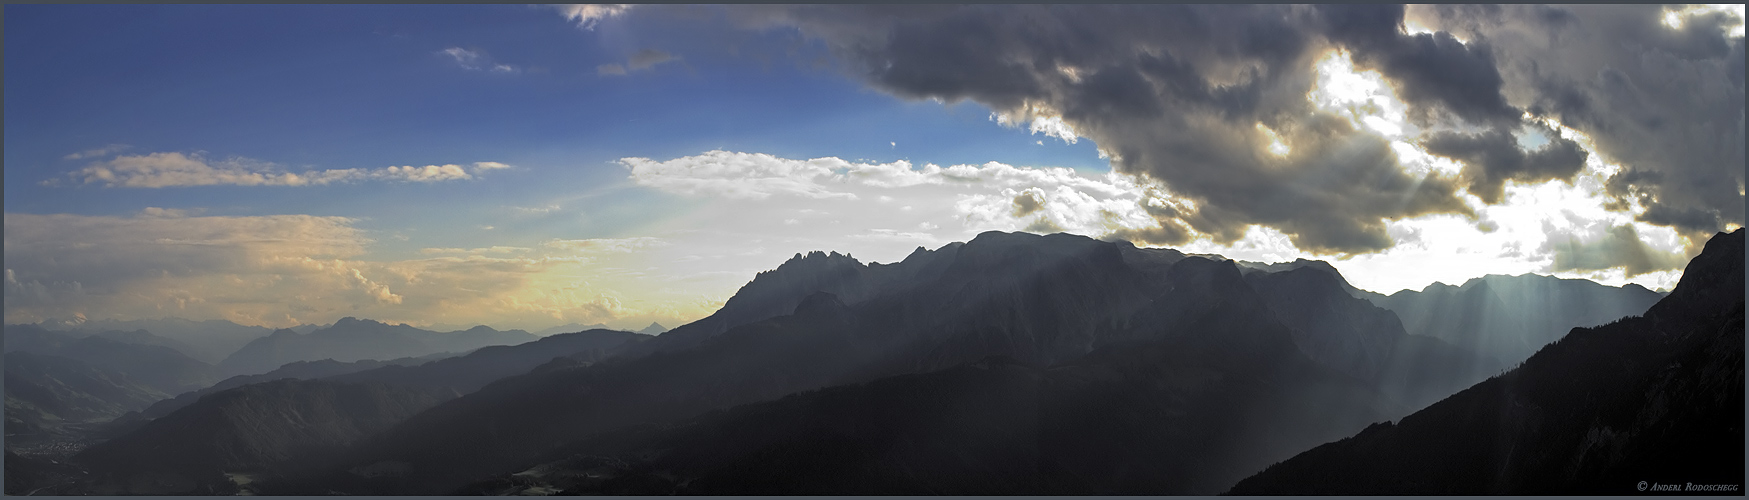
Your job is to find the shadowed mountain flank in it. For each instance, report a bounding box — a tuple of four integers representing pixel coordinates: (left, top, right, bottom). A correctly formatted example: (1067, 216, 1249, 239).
(1228, 229, 1744, 495)
(73, 379, 448, 495)
(1364, 272, 1665, 368)
(215, 318, 536, 378)
(57, 329, 650, 495)
(283, 234, 1404, 495)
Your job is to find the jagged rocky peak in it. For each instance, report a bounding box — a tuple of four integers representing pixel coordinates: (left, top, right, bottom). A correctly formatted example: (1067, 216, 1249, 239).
(761, 249, 867, 277)
(790, 249, 855, 263)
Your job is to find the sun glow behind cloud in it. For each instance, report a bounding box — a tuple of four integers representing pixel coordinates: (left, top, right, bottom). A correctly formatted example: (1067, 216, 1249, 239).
(1663, 4, 1746, 37)
(1156, 44, 1695, 294)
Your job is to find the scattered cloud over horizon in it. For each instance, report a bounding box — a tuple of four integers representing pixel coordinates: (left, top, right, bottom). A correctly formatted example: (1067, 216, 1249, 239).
(599, 48, 679, 76)
(439, 47, 518, 73)
(56, 152, 512, 188)
(62, 144, 132, 161)
(554, 4, 631, 30)
(1, 210, 719, 331)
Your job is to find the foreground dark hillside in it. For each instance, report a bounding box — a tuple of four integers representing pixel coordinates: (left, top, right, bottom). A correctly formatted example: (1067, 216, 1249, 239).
(4, 351, 168, 454)
(74, 379, 448, 495)
(3, 326, 217, 395)
(61, 329, 649, 494)
(1228, 229, 1745, 495)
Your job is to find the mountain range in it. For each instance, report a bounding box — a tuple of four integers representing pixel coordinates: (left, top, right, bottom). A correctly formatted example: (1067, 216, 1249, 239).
(32, 318, 284, 365)
(68, 329, 651, 494)
(1228, 228, 1743, 495)
(213, 318, 537, 378)
(4, 229, 1732, 495)
(3, 325, 217, 396)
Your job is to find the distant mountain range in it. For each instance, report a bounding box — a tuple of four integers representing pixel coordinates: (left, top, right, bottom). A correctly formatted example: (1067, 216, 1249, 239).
(69, 329, 651, 494)
(214, 318, 537, 378)
(282, 232, 1687, 495)
(1229, 229, 1743, 495)
(1362, 273, 1665, 369)
(32, 318, 286, 365)
(3, 325, 217, 396)
(5, 351, 168, 447)
(6, 229, 1732, 496)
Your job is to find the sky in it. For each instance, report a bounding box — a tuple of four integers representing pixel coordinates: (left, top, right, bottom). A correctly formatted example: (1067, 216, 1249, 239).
(4, 4, 1744, 332)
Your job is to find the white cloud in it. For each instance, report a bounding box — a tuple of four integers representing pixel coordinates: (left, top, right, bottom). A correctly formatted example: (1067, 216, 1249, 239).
(62, 144, 131, 161)
(545, 237, 668, 253)
(441, 47, 484, 68)
(622, 150, 1137, 203)
(381, 164, 471, 182)
(1028, 115, 1080, 144)
(420, 246, 532, 255)
(1, 210, 709, 331)
(627, 49, 676, 70)
(554, 4, 631, 29)
(599, 48, 679, 76)
(622, 150, 858, 200)
(440, 47, 518, 73)
(64, 152, 509, 188)
(506, 203, 561, 215)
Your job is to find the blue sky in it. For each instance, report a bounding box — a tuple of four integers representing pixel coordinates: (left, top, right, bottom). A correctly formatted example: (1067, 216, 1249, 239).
(5, 5, 1742, 330)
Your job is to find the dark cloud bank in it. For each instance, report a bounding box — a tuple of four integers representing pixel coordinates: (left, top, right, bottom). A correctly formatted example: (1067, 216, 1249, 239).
(680, 6, 1741, 268)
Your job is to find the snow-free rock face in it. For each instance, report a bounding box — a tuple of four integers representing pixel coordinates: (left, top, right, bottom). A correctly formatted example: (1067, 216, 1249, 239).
(1228, 229, 1745, 495)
